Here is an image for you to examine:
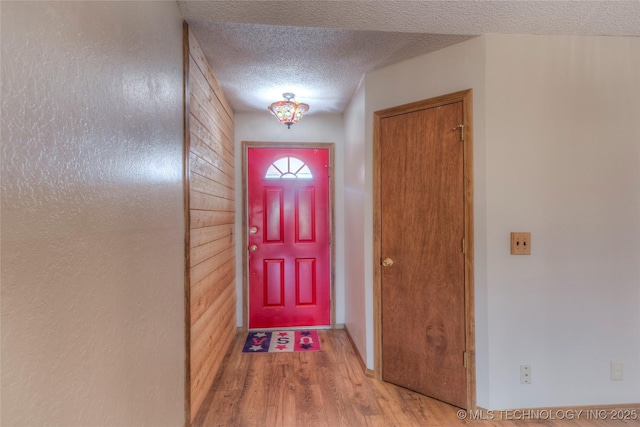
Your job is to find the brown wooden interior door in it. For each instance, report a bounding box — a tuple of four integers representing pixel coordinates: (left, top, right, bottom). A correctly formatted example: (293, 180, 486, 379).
(380, 102, 467, 408)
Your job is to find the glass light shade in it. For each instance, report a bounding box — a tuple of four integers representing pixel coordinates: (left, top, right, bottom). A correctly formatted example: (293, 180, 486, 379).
(268, 93, 309, 129)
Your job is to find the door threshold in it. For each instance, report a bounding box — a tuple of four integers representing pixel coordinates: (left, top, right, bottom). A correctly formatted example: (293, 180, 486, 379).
(248, 325, 332, 332)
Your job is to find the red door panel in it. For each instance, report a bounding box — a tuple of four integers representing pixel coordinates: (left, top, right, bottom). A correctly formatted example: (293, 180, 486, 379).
(264, 188, 283, 243)
(248, 148, 330, 328)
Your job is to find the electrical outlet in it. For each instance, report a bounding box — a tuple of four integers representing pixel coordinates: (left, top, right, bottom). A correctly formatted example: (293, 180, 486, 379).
(611, 361, 623, 381)
(511, 232, 531, 255)
(520, 365, 532, 384)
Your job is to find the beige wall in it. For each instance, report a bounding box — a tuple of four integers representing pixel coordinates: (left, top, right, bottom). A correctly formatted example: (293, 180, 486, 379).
(343, 80, 367, 363)
(1, 2, 186, 425)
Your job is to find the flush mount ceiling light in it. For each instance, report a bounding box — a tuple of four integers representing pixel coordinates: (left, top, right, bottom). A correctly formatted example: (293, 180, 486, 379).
(268, 92, 309, 129)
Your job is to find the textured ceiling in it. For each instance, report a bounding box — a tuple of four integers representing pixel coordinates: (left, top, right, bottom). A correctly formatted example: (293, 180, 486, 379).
(178, 1, 640, 114)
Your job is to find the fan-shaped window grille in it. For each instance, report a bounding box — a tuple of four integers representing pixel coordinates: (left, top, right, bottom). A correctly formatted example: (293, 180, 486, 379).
(265, 156, 313, 179)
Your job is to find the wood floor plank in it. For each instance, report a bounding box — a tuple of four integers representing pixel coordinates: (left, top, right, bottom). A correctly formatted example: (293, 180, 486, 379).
(265, 358, 297, 427)
(192, 330, 640, 427)
(295, 384, 329, 427)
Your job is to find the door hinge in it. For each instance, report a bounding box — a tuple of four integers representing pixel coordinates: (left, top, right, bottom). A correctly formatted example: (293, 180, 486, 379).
(464, 351, 468, 368)
(453, 124, 464, 141)
(462, 238, 466, 254)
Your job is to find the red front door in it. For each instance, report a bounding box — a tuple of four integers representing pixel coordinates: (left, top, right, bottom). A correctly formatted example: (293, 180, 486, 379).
(247, 147, 330, 328)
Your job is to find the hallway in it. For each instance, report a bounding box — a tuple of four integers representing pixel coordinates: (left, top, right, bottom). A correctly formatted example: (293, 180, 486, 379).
(192, 330, 640, 426)
(4, 3, 640, 425)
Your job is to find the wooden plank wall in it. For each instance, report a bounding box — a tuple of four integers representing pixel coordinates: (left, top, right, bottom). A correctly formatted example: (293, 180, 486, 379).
(186, 26, 236, 422)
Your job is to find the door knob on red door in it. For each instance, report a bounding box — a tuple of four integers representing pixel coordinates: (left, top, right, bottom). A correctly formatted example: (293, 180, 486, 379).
(249, 245, 258, 252)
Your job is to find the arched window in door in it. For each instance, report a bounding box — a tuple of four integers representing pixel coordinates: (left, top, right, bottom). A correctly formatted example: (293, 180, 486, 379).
(264, 156, 313, 179)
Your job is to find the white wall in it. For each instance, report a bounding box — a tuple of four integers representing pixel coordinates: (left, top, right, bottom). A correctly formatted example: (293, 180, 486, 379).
(343, 79, 368, 359)
(484, 34, 640, 409)
(345, 32, 640, 410)
(1, 2, 186, 426)
(233, 112, 345, 327)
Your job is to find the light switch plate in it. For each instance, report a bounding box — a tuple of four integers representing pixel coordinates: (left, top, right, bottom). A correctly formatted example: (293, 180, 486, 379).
(511, 232, 531, 255)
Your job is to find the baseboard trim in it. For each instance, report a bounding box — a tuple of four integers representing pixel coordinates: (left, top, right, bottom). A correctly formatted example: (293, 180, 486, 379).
(344, 325, 368, 375)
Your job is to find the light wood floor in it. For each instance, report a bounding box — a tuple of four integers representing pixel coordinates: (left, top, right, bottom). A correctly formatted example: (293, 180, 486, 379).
(192, 330, 640, 427)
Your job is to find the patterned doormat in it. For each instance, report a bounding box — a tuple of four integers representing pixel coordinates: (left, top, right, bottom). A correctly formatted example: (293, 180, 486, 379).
(242, 330, 321, 353)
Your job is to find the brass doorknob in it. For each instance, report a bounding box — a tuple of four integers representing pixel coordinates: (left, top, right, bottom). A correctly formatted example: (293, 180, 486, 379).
(382, 258, 394, 267)
(249, 245, 258, 252)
